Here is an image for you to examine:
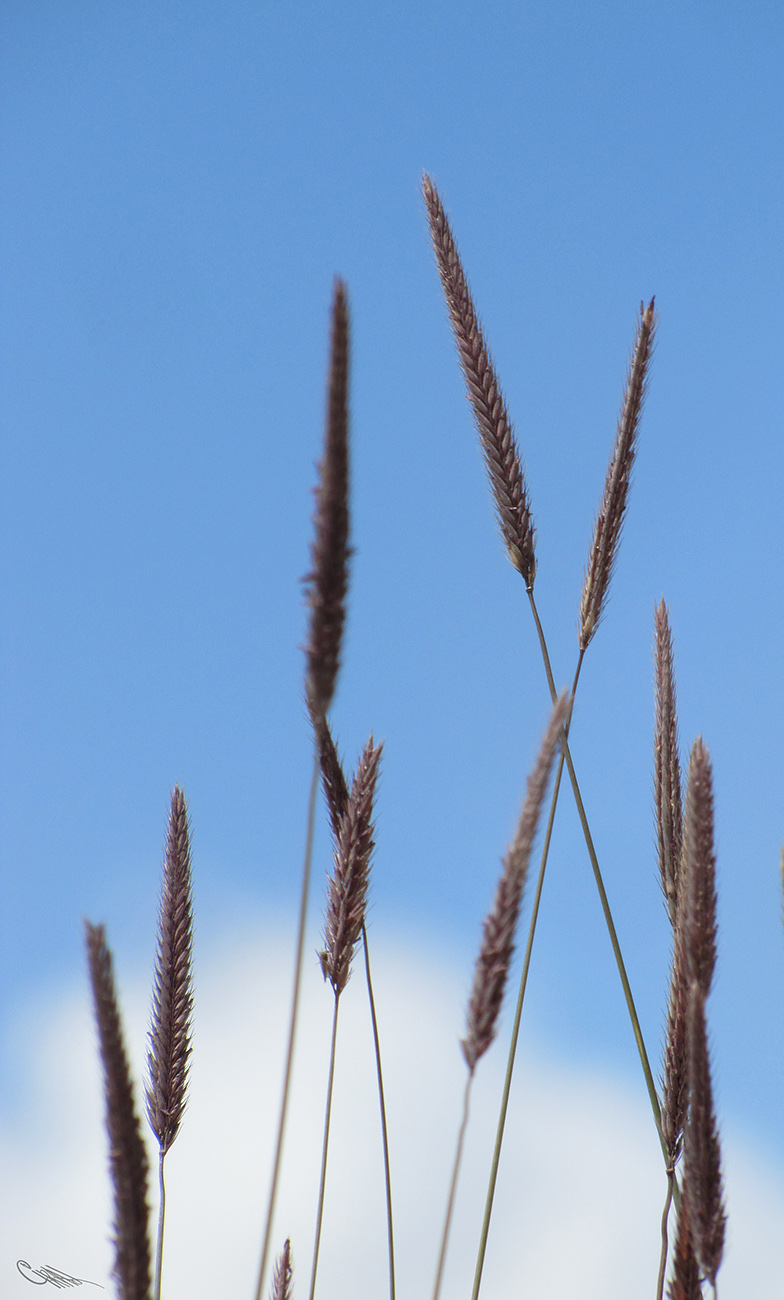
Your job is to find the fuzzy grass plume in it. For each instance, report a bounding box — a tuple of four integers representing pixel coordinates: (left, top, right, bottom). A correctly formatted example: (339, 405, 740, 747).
(85, 921, 151, 1300)
(422, 173, 536, 587)
(304, 279, 351, 716)
(320, 735, 383, 997)
(579, 299, 656, 650)
(462, 691, 571, 1072)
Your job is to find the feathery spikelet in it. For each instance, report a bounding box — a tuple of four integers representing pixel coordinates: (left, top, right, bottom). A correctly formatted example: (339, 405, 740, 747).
(303, 280, 352, 714)
(269, 1239, 293, 1300)
(422, 173, 536, 588)
(85, 921, 152, 1300)
(654, 600, 683, 925)
(462, 693, 571, 1072)
(579, 299, 656, 650)
(146, 786, 194, 1155)
(683, 981, 725, 1287)
(320, 736, 383, 996)
(667, 1187, 702, 1300)
(309, 698, 349, 839)
(683, 739, 717, 997)
(656, 601, 688, 1166)
(661, 899, 689, 1168)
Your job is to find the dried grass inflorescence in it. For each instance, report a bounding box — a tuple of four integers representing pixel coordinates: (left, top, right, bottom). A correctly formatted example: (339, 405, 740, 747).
(320, 735, 383, 996)
(422, 173, 536, 588)
(661, 903, 689, 1167)
(579, 299, 657, 650)
(683, 739, 718, 998)
(683, 981, 725, 1288)
(680, 737, 725, 1286)
(655, 603, 688, 1166)
(270, 1239, 293, 1300)
(85, 921, 152, 1300)
(304, 280, 352, 715)
(654, 600, 683, 925)
(146, 785, 194, 1156)
(462, 693, 570, 1072)
(309, 699, 349, 839)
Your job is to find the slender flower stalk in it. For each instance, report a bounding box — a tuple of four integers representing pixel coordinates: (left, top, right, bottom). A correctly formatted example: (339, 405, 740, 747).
(310, 711, 395, 1300)
(579, 298, 657, 650)
(433, 694, 570, 1300)
(256, 282, 352, 1300)
(85, 921, 151, 1300)
(309, 736, 383, 1300)
(423, 178, 664, 1192)
(422, 173, 536, 587)
(667, 1188, 702, 1300)
(146, 787, 194, 1300)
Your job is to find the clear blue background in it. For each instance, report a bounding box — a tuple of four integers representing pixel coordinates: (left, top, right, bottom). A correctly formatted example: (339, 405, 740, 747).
(2, 0, 783, 1175)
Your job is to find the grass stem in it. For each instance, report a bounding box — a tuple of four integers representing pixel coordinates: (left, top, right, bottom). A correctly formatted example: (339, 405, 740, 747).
(153, 1152, 165, 1300)
(308, 994, 341, 1300)
(255, 754, 320, 1300)
(361, 921, 396, 1300)
(433, 1072, 473, 1300)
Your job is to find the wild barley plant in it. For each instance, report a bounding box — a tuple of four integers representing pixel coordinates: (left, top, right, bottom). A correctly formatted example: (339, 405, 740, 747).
(83, 179, 734, 1300)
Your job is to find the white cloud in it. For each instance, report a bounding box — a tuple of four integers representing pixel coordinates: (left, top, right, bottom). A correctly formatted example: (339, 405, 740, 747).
(1, 918, 782, 1299)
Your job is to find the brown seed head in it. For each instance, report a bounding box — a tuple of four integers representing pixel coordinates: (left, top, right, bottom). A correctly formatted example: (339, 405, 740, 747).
(683, 738, 718, 997)
(146, 786, 195, 1156)
(462, 693, 570, 1071)
(661, 894, 689, 1167)
(422, 173, 536, 588)
(308, 698, 349, 840)
(683, 980, 726, 1288)
(579, 298, 656, 650)
(321, 736, 383, 996)
(654, 600, 683, 926)
(269, 1239, 293, 1300)
(85, 921, 152, 1300)
(304, 280, 352, 713)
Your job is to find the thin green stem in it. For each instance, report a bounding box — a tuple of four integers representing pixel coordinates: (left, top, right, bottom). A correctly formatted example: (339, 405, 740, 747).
(656, 1171, 674, 1300)
(308, 994, 341, 1300)
(255, 755, 320, 1300)
(153, 1150, 165, 1300)
(528, 590, 666, 1155)
(433, 1071, 473, 1300)
(361, 922, 396, 1300)
(470, 658, 581, 1300)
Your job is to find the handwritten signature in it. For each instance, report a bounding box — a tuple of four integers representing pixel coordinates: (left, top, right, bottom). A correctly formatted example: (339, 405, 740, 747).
(16, 1262, 103, 1289)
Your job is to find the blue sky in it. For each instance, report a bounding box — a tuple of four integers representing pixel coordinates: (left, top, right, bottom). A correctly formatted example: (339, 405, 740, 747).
(2, 1, 784, 1290)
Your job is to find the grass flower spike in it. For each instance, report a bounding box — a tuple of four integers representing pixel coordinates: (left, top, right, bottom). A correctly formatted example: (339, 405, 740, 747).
(462, 692, 571, 1071)
(680, 738, 725, 1287)
(146, 786, 195, 1300)
(270, 1240, 293, 1300)
(654, 600, 684, 925)
(422, 173, 536, 587)
(146, 786, 194, 1156)
(579, 299, 656, 650)
(85, 921, 152, 1300)
(304, 279, 351, 715)
(320, 735, 383, 996)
